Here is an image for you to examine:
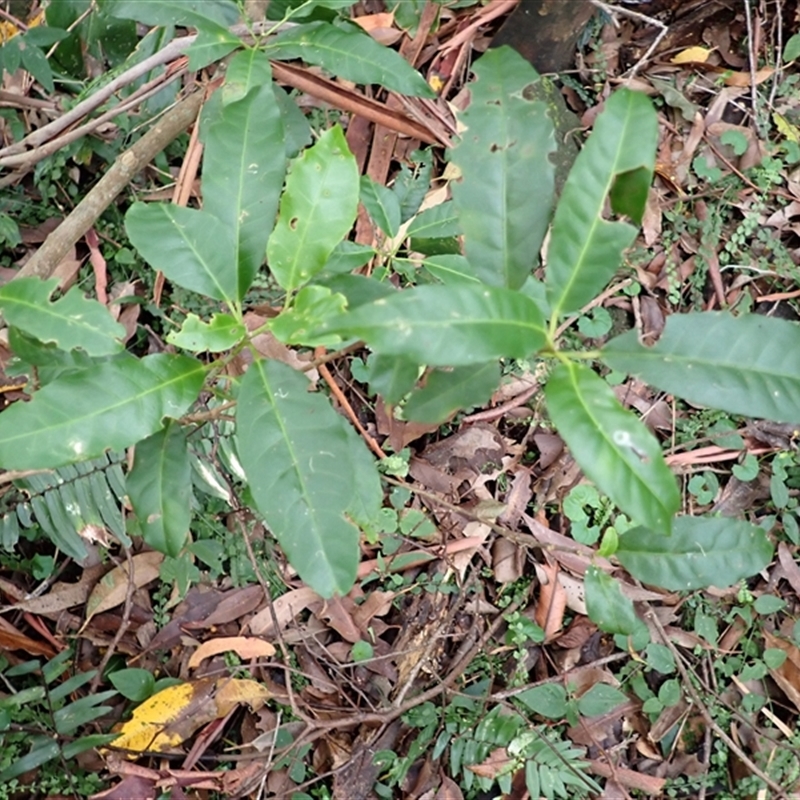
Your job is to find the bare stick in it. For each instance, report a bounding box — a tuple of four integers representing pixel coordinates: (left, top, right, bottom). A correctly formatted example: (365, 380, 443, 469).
(15, 90, 204, 283)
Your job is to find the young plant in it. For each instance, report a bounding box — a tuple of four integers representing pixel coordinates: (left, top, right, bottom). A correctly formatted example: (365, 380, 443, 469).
(0, 5, 785, 633)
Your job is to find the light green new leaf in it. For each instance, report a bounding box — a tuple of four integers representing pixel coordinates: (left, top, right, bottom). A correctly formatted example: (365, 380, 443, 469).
(235, 359, 361, 597)
(0, 277, 124, 356)
(544, 362, 679, 535)
(125, 204, 237, 302)
(166, 313, 245, 353)
(404, 362, 500, 423)
(546, 89, 657, 317)
(184, 25, 240, 72)
(617, 516, 774, 591)
(603, 312, 800, 423)
(584, 566, 642, 635)
(450, 47, 556, 290)
(202, 76, 286, 298)
(267, 126, 359, 292)
(222, 47, 273, 105)
(406, 201, 461, 239)
(266, 21, 434, 98)
(0, 354, 205, 470)
(360, 175, 401, 237)
(270, 286, 347, 346)
(315, 284, 547, 366)
(127, 422, 192, 557)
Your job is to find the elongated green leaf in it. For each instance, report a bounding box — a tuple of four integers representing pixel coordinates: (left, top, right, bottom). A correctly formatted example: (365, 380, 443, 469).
(546, 89, 657, 317)
(222, 46, 273, 105)
(406, 201, 460, 239)
(0, 354, 205, 470)
(544, 362, 679, 535)
(266, 21, 434, 98)
(184, 26, 240, 72)
(422, 255, 481, 285)
(404, 362, 500, 423)
(617, 516, 774, 591)
(0, 738, 60, 783)
(0, 277, 124, 356)
(267, 126, 358, 291)
(235, 359, 361, 597)
(360, 175, 401, 237)
(584, 566, 642, 635)
(603, 312, 800, 423)
(315, 284, 547, 366)
(127, 422, 192, 557)
(202, 73, 286, 297)
(109, 0, 240, 27)
(125, 204, 237, 302)
(365, 353, 419, 404)
(166, 313, 245, 353)
(450, 47, 556, 290)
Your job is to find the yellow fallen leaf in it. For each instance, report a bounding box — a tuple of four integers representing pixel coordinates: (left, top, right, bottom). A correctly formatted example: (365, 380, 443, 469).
(188, 636, 276, 670)
(214, 678, 270, 716)
(671, 46, 712, 64)
(774, 112, 800, 143)
(109, 677, 271, 757)
(110, 679, 216, 755)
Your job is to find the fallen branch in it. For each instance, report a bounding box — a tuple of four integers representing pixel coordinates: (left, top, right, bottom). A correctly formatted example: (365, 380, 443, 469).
(15, 90, 204, 283)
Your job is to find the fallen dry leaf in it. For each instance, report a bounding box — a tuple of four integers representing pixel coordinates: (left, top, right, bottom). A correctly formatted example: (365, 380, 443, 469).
(188, 636, 276, 670)
(84, 551, 163, 625)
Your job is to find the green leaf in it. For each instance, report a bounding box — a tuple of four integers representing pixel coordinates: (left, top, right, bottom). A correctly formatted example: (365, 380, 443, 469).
(108, 668, 156, 702)
(108, 0, 241, 27)
(20, 41, 54, 93)
(602, 312, 800, 423)
(422, 255, 481, 285)
(127, 422, 192, 558)
(266, 21, 434, 98)
(785, 32, 800, 62)
(166, 313, 245, 353)
(0, 739, 60, 783)
(584, 565, 642, 635)
(184, 25, 240, 72)
(267, 125, 359, 292)
(754, 594, 786, 614)
(544, 362, 679, 536)
(577, 683, 628, 717)
(236, 359, 362, 597)
(616, 516, 774, 591)
(546, 89, 657, 317)
(202, 74, 286, 297)
(450, 47, 555, 289)
(0, 354, 205, 470)
(125, 204, 237, 302)
(365, 354, 419, 404)
(53, 690, 117, 735)
(360, 175, 401, 237)
(316, 284, 547, 366)
(404, 362, 500, 423)
(406, 201, 461, 239)
(270, 286, 347, 346)
(515, 684, 568, 719)
(0, 277, 124, 356)
(222, 46, 273, 105)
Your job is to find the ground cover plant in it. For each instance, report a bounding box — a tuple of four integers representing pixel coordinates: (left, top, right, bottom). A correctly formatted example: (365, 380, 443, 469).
(1, 0, 800, 797)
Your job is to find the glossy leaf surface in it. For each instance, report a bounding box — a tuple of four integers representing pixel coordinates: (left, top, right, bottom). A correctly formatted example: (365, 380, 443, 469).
(127, 422, 192, 557)
(545, 362, 679, 535)
(404, 362, 500, 423)
(584, 566, 642, 635)
(0, 277, 123, 356)
(316, 284, 547, 366)
(268, 126, 359, 292)
(617, 516, 774, 590)
(450, 47, 555, 289)
(267, 21, 434, 98)
(603, 312, 800, 422)
(236, 359, 365, 597)
(125, 204, 236, 302)
(546, 89, 657, 317)
(0, 354, 205, 470)
(202, 72, 286, 297)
